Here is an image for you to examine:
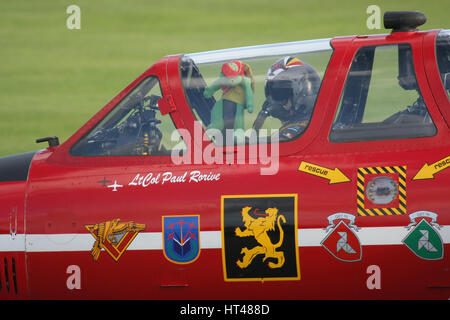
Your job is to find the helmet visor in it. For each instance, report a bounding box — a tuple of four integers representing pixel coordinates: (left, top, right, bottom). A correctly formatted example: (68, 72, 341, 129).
(266, 80, 293, 102)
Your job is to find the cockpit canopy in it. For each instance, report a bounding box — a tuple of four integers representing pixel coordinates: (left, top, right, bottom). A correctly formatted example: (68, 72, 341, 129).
(180, 39, 333, 144)
(68, 29, 449, 157)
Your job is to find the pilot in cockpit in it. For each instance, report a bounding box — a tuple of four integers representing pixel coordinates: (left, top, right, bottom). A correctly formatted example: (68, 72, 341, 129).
(253, 56, 321, 141)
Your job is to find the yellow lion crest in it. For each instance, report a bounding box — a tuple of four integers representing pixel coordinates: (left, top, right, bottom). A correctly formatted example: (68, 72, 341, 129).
(234, 206, 286, 269)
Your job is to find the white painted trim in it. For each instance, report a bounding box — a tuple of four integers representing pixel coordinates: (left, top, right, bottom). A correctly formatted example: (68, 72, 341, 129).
(0, 234, 25, 252)
(1, 225, 448, 253)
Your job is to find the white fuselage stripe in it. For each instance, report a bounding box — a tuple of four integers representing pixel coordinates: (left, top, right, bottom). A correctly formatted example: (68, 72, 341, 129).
(0, 226, 449, 252)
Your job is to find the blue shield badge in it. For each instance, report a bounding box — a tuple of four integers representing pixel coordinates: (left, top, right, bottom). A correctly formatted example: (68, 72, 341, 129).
(163, 215, 200, 264)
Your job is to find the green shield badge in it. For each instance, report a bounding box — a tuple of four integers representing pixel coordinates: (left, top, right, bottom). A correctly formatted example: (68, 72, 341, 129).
(402, 211, 443, 260)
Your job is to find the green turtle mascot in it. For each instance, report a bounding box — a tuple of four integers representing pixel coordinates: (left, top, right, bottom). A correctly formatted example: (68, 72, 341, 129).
(203, 60, 255, 137)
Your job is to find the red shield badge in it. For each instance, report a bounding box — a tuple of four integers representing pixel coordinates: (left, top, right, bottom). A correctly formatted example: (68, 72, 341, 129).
(321, 213, 362, 262)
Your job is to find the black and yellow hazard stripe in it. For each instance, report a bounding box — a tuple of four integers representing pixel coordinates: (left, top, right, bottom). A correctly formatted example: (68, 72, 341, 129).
(357, 166, 406, 216)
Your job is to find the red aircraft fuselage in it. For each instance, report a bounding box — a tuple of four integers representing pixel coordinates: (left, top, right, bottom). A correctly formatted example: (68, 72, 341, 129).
(0, 18, 449, 299)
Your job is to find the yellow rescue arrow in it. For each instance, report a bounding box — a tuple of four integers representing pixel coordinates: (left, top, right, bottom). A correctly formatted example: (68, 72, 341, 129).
(413, 155, 450, 180)
(298, 161, 350, 184)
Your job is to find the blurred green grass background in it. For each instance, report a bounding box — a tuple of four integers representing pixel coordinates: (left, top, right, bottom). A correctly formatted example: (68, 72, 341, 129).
(0, 0, 447, 156)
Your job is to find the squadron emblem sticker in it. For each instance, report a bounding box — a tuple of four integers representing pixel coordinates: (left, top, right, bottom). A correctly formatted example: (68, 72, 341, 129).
(402, 211, 443, 260)
(221, 194, 300, 282)
(321, 213, 362, 262)
(162, 215, 200, 264)
(85, 219, 146, 262)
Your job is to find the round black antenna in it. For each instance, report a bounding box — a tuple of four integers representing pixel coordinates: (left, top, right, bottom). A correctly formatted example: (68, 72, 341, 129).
(384, 11, 427, 32)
